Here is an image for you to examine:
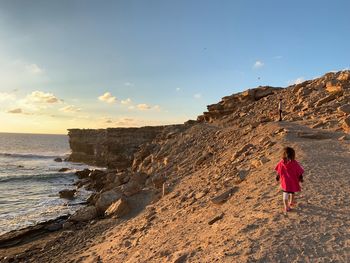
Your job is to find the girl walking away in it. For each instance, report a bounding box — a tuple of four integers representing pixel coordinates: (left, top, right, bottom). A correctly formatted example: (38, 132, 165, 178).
(275, 147, 304, 212)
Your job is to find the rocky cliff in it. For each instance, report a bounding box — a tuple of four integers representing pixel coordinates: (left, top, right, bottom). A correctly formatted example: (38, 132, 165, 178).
(68, 125, 188, 169)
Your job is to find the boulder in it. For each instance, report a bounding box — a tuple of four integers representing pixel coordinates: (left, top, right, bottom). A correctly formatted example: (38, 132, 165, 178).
(89, 169, 107, 180)
(337, 71, 350, 81)
(74, 178, 90, 188)
(106, 172, 118, 184)
(211, 187, 238, 204)
(232, 144, 254, 159)
(129, 172, 148, 186)
(105, 196, 130, 217)
(69, 206, 97, 222)
(152, 174, 166, 188)
(296, 86, 310, 96)
(75, 169, 91, 179)
(338, 104, 350, 115)
(116, 170, 131, 184)
(315, 94, 337, 107)
(342, 116, 350, 131)
(326, 84, 343, 94)
(45, 223, 63, 232)
(95, 190, 122, 214)
(208, 212, 224, 225)
(119, 181, 142, 197)
(251, 156, 269, 168)
(254, 87, 275, 100)
(59, 189, 76, 199)
(54, 157, 62, 162)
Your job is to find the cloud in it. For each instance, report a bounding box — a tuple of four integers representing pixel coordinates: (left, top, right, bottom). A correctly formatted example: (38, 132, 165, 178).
(100, 117, 136, 126)
(59, 105, 81, 113)
(98, 92, 117, 104)
(137, 104, 152, 110)
(176, 88, 181, 92)
(105, 119, 113, 124)
(0, 92, 16, 101)
(153, 105, 161, 111)
(124, 82, 134, 87)
(26, 91, 61, 104)
(115, 118, 135, 126)
(7, 108, 23, 114)
(121, 98, 132, 105)
(194, 93, 202, 99)
(253, 60, 264, 69)
(26, 64, 44, 75)
(273, 56, 283, 60)
(288, 77, 305, 85)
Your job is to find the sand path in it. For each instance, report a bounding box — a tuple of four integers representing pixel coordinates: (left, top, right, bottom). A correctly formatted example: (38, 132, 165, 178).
(222, 122, 350, 263)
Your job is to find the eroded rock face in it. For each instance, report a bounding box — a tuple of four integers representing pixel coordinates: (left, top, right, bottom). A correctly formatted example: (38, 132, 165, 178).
(68, 126, 182, 169)
(197, 86, 281, 123)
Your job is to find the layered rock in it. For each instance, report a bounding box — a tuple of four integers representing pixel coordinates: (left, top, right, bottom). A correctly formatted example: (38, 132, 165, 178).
(197, 86, 281, 123)
(68, 125, 184, 168)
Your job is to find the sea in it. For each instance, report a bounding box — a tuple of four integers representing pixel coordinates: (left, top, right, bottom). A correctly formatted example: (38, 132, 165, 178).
(0, 132, 93, 235)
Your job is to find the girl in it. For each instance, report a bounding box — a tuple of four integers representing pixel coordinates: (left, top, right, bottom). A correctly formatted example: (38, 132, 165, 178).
(275, 147, 304, 212)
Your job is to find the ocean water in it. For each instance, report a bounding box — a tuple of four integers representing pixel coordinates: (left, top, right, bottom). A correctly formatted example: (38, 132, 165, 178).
(0, 132, 92, 235)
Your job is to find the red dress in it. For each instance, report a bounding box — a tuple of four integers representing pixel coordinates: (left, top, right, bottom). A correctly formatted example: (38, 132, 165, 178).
(275, 159, 304, 192)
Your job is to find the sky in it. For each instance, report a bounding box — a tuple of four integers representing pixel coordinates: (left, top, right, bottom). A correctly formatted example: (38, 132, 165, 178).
(0, 0, 350, 134)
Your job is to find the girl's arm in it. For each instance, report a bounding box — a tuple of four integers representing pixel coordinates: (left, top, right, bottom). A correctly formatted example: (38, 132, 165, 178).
(276, 173, 280, 181)
(299, 174, 303, 182)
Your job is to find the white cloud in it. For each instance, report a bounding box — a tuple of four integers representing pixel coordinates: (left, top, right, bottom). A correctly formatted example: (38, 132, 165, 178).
(153, 105, 161, 111)
(0, 92, 16, 101)
(26, 91, 61, 104)
(7, 108, 22, 114)
(176, 88, 181, 92)
(124, 82, 134, 87)
(121, 98, 132, 105)
(98, 92, 117, 104)
(288, 77, 305, 85)
(115, 118, 135, 125)
(100, 117, 136, 126)
(137, 103, 152, 110)
(59, 105, 81, 113)
(273, 55, 283, 60)
(26, 64, 44, 75)
(253, 60, 264, 69)
(194, 93, 202, 99)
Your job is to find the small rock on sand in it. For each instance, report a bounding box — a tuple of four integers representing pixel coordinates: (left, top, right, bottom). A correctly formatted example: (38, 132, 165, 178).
(208, 213, 224, 225)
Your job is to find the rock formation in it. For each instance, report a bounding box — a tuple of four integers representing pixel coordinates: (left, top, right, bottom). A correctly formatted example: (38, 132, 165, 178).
(68, 125, 187, 168)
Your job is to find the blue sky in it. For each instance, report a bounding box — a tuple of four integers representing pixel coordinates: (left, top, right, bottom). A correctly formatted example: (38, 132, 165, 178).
(0, 0, 350, 133)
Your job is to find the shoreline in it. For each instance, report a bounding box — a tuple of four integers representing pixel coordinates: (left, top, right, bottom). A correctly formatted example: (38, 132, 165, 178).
(0, 215, 69, 249)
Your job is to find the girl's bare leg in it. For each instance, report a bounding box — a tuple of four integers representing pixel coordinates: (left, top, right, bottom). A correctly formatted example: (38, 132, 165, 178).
(289, 193, 295, 206)
(283, 192, 289, 211)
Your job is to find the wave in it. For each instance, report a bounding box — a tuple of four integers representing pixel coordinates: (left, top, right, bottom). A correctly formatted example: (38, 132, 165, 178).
(0, 172, 75, 183)
(0, 152, 65, 160)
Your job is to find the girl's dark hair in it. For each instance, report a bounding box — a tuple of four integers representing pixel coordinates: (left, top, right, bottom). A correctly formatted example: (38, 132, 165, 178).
(282, 147, 295, 161)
